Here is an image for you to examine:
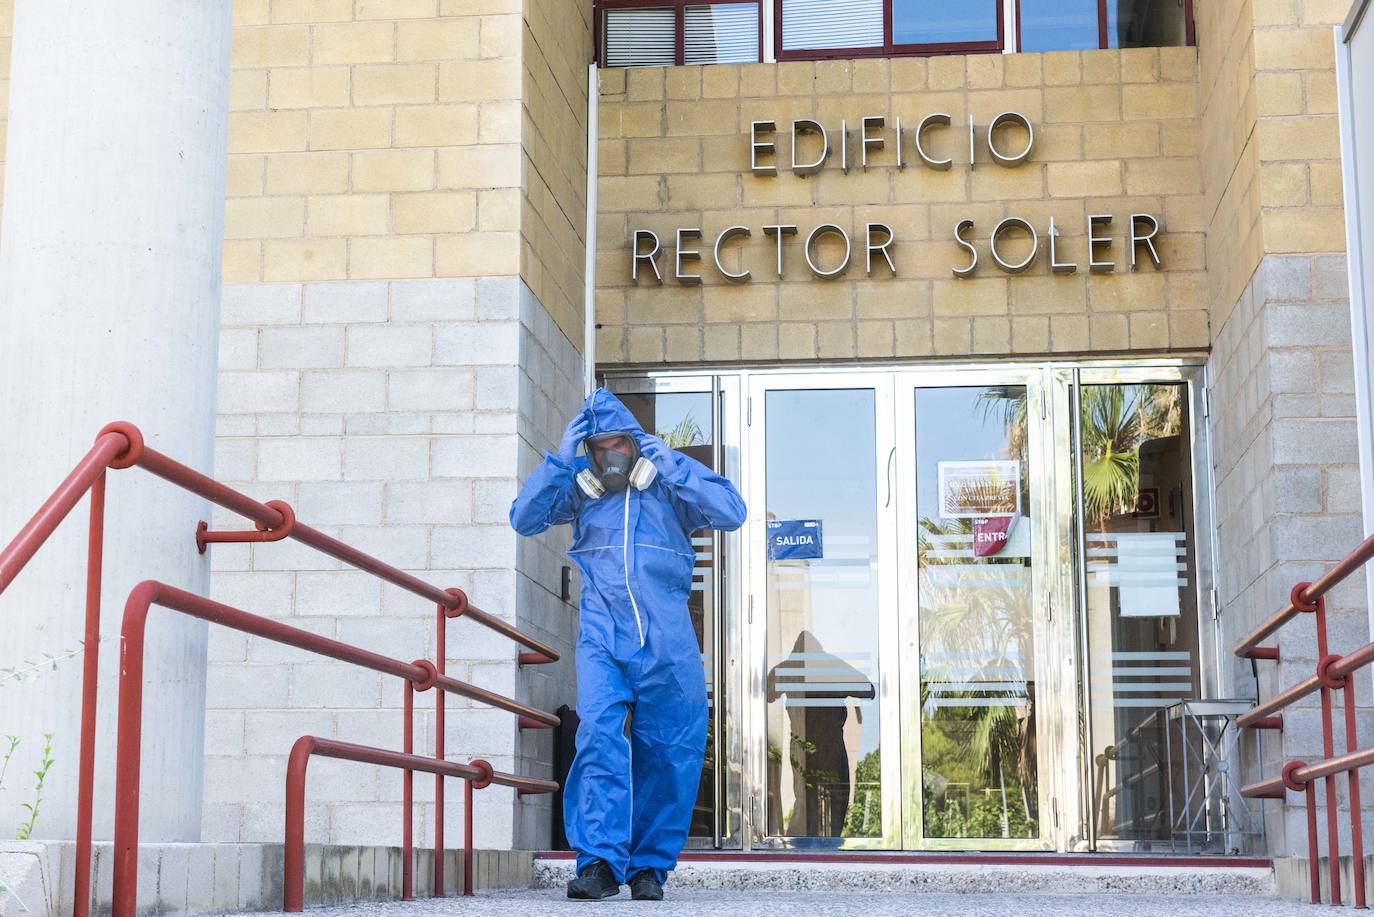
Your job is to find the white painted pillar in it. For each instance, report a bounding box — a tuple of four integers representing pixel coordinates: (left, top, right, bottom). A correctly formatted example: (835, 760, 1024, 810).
(0, 1, 231, 841)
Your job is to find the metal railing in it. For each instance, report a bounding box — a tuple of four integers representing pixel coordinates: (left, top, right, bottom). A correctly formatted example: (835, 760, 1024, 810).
(1236, 530, 1374, 907)
(0, 422, 561, 916)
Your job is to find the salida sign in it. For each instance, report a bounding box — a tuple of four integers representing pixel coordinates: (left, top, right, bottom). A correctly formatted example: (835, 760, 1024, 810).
(629, 113, 1163, 284)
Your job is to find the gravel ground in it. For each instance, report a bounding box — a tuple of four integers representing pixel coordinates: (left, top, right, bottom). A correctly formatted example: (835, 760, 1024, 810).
(239, 887, 1320, 916)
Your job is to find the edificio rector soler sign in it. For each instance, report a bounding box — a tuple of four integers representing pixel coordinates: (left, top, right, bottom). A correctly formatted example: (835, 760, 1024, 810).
(628, 114, 1163, 283)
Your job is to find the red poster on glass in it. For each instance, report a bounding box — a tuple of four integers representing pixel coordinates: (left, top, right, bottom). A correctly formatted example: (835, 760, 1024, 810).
(972, 514, 1017, 557)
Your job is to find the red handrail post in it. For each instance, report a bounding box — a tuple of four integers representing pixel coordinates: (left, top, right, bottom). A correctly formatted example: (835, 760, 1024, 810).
(435, 589, 464, 898)
(436, 610, 446, 898)
(73, 470, 105, 917)
(403, 681, 414, 901)
(1342, 679, 1367, 909)
(464, 758, 494, 897)
(1307, 592, 1343, 907)
(111, 581, 160, 916)
(464, 777, 474, 897)
(283, 736, 315, 913)
(1307, 782, 1322, 905)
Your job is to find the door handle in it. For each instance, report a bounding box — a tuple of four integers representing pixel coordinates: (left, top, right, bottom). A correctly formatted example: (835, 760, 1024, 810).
(884, 447, 896, 508)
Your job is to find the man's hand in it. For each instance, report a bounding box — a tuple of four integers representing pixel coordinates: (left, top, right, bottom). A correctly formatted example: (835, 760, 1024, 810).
(638, 433, 677, 476)
(557, 415, 590, 464)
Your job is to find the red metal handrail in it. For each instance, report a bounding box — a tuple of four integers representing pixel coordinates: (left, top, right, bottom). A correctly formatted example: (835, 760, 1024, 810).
(1234, 531, 1374, 658)
(0, 423, 561, 915)
(1236, 532, 1374, 908)
(284, 737, 557, 910)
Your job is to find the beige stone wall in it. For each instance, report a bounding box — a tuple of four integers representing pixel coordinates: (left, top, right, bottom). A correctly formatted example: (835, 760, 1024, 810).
(521, 0, 590, 345)
(1250, 0, 1348, 257)
(224, 0, 524, 285)
(1199, 0, 1349, 333)
(594, 50, 1207, 366)
(1197, 0, 1259, 330)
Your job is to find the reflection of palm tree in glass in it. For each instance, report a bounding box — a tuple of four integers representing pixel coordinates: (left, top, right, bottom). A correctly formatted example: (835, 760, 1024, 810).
(978, 385, 1180, 530)
(916, 386, 1038, 837)
(918, 515, 1037, 836)
(766, 631, 875, 837)
(657, 412, 706, 449)
(1080, 385, 1180, 528)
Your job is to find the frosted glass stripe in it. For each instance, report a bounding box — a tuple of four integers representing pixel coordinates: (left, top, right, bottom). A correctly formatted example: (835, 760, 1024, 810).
(1095, 651, 1193, 661)
(1110, 682, 1193, 693)
(927, 681, 1029, 693)
(785, 652, 874, 660)
(773, 683, 875, 693)
(930, 698, 1030, 708)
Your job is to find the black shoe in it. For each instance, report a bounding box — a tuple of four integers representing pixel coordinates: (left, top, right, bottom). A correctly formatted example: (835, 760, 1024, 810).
(567, 860, 620, 900)
(629, 869, 663, 901)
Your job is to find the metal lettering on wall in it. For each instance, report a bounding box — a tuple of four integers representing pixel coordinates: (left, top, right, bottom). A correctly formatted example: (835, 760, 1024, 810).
(629, 114, 1164, 283)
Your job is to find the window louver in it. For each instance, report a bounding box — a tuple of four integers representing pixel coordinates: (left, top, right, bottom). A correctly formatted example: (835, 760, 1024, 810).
(684, 4, 759, 65)
(781, 0, 883, 50)
(603, 7, 677, 68)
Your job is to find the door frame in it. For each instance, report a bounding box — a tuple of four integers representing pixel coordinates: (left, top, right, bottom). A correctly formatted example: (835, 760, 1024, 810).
(743, 370, 902, 849)
(602, 357, 1215, 854)
(893, 365, 1060, 851)
(1068, 362, 1218, 852)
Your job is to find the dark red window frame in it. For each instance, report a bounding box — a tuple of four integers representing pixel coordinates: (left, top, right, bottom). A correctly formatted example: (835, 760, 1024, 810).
(1013, 0, 1196, 51)
(775, 0, 1004, 61)
(595, 0, 765, 67)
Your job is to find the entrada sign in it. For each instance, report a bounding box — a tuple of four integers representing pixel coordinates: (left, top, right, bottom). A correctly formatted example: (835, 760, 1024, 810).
(629, 113, 1164, 283)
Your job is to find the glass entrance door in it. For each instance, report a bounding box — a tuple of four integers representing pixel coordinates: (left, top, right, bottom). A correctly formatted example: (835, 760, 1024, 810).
(747, 374, 900, 848)
(896, 370, 1054, 850)
(606, 375, 739, 847)
(609, 361, 1215, 854)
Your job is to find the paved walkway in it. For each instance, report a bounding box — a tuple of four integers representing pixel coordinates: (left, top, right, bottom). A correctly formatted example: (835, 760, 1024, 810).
(241, 887, 1319, 915)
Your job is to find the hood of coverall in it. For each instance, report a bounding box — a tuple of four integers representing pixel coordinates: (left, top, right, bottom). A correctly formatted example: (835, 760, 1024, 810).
(581, 388, 646, 443)
(577, 389, 655, 495)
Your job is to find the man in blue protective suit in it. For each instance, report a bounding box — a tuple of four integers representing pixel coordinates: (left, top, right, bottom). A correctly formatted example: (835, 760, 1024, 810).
(510, 389, 746, 901)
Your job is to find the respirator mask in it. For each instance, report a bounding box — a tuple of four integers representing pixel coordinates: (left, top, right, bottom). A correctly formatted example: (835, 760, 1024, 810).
(576, 432, 657, 498)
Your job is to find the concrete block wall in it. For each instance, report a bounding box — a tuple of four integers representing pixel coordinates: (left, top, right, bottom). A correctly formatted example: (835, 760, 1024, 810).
(594, 49, 1208, 365)
(209, 276, 582, 850)
(1198, 0, 1369, 861)
(1212, 253, 1370, 858)
(210, 0, 590, 851)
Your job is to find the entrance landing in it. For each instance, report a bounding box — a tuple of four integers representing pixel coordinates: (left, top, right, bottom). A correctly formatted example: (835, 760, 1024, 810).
(533, 850, 1273, 896)
(243, 886, 1307, 916)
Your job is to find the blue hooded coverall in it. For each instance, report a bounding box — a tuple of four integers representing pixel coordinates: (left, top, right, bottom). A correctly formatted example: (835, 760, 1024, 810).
(510, 390, 746, 884)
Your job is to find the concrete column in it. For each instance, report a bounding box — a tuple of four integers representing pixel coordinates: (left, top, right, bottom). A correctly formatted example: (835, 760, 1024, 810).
(0, 1, 231, 841)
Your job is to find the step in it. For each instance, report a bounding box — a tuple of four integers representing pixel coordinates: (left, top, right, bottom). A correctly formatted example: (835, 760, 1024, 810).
(532, 851, 1275, 896)
(0, 841, 532, 917)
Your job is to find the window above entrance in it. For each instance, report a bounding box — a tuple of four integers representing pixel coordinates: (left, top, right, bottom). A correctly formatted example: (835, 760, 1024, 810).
(595, 0, 1193, 67)
(598, 1, 764, 68)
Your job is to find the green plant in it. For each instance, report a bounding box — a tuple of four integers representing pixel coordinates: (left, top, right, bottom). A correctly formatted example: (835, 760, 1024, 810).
(842, 748, 882, 838)
(1079, 385, 1182, 529)
(1, 642, 87, 687)
(15, 733, 54, 841)
(656, 412, 706, 449)
(0, 735, 19, 793)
